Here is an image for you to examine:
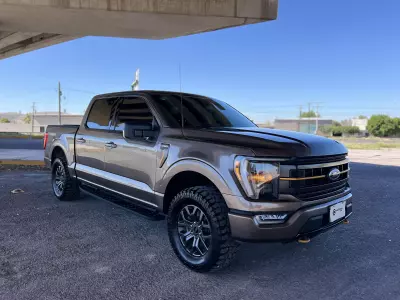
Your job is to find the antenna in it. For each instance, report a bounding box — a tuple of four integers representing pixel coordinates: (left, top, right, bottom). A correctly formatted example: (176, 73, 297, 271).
(179, 64, 184, 129)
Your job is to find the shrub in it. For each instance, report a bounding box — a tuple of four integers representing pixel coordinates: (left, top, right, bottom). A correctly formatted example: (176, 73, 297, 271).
(367, 115, 400, 137)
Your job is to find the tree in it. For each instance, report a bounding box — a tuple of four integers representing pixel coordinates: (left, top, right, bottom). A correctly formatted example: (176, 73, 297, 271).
(0, 118, 10, 123)
(332, 121, 342, 127)
(342, 126, 361, 135)
(358, 115, 368, 119)
(319, 125, 332, 135)
(300, 110, 320, 118)
(325, 125, 360, 137)
(332, 126, 343, 136)
(23, 114, 32, 124)
(367, 115, 400, 137)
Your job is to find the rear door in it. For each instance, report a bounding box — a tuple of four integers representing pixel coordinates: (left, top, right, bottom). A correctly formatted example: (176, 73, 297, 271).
(103, 97, 160, 207)
(75, 97, 118, 186)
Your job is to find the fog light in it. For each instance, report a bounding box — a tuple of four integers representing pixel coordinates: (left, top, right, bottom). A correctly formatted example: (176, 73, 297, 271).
(255, 213, 288, 225)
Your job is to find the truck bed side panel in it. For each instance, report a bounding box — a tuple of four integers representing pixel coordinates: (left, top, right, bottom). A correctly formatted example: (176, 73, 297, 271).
(44, 125, 79, 171)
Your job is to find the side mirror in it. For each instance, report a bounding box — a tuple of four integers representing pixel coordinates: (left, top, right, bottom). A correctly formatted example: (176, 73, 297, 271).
(123, 122, 158, 141)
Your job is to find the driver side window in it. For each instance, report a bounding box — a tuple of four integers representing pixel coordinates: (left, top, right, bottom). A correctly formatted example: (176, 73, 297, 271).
(114, 98, 155, 132)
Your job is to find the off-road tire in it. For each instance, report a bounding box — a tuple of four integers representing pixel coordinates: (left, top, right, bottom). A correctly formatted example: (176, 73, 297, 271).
(51, 156, 80, 201)
(167, 186, 240, 272)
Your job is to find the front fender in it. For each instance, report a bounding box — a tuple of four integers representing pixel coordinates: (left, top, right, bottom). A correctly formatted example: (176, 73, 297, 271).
(155, 158, 241, 197)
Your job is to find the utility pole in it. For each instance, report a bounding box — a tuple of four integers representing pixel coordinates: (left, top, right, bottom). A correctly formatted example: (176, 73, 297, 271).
(31, 102, 36, 134)
(315, 103, 320, 134)
(298, 105, 303, 132)
(308, 102, 311, 134)
(58, 82, 62, 125)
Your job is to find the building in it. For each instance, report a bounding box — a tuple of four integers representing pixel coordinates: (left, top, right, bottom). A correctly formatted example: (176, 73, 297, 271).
(32, 113, 83, 132)
(0, 112, 83, 133)
(274, 118, 333, 134)
(351, 118, 368, 131)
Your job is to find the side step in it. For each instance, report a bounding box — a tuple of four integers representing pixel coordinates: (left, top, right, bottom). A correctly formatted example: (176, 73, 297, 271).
(80, 183, 165, 221)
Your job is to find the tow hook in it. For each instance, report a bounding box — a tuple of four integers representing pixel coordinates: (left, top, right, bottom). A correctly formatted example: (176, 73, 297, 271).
(297, 236, 311, 244)
(343, 219, 350, 224)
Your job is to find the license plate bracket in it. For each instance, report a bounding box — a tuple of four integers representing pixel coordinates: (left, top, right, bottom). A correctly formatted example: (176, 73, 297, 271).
(329, 201, 346, 223)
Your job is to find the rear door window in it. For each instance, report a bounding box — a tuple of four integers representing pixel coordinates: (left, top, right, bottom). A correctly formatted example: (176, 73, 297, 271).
(113, 98, 155, 132)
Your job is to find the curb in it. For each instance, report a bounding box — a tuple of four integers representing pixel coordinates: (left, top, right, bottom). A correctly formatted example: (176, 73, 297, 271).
(0, 160, 45, 166)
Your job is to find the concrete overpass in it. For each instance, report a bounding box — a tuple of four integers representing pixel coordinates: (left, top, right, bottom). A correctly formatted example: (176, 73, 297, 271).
(0, 0, 278, 60)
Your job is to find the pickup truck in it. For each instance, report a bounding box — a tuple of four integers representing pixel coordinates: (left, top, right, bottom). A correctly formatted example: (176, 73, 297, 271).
(44, 91, 352, 272)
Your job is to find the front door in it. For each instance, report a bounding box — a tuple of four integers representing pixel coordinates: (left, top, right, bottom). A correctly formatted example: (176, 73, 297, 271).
(103, 97, 160, 207)
(75, 97, 118, 186)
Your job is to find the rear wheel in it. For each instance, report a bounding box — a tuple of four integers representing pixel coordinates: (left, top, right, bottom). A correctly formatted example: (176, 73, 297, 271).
(51, 157, 79, 201)
(167, 186, 240, 272)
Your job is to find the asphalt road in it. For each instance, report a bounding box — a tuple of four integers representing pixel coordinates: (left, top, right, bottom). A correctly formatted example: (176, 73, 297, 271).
(1, 163, 399, 300)
(0, 138, 42, 150)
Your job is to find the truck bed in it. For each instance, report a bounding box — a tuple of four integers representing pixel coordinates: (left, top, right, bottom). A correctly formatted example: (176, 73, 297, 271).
(46, 125, 80, 136)
(44, 125, 80, 168)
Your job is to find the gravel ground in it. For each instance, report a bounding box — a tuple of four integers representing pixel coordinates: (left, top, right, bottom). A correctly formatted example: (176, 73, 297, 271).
(0, 163, 400, 300)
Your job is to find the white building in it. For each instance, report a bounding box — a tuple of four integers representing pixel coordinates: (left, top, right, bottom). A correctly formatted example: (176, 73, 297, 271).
(351, 118, 368, 131)
(0, 112, 83, 133)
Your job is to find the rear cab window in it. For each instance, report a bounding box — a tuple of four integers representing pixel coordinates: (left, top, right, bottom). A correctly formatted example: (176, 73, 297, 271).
(86, 98, 118, 130)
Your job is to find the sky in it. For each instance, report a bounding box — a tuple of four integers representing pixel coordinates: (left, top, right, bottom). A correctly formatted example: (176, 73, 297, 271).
(0, 0, 399, 123)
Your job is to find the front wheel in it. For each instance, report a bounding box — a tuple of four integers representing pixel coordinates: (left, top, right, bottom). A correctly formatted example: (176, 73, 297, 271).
(167, 186, 240, 272)
(51, 157, 79, 201)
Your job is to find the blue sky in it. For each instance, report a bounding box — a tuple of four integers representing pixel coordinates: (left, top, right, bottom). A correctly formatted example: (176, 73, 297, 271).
(0, 0, 399, 123)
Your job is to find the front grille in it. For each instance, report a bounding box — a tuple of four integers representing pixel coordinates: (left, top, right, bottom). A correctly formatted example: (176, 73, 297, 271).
(284, 161, 350, 201)
(290, 163, 349, 188)
(281, 154, 347, 165)
(294, 179, 348, 201)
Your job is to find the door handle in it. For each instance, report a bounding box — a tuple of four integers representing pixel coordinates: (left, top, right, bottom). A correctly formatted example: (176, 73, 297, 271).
(76, 138, 86, 143)
(105, 142, 117, 149)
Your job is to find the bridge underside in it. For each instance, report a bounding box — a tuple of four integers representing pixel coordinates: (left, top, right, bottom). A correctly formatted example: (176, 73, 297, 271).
(0, 0, 278, 59)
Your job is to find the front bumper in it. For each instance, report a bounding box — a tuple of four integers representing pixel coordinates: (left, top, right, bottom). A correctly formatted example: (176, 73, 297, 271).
(228, 192, 352, 242)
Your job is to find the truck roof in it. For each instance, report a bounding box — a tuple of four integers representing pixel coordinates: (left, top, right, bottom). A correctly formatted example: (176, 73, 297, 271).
(93, 90, 208, 99)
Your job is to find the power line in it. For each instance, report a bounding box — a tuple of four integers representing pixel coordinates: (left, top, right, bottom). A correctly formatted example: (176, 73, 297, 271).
(62, 87, 98, 94)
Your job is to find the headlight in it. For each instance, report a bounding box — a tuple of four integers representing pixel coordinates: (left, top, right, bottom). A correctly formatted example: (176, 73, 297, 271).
(234, 156, 280, 200)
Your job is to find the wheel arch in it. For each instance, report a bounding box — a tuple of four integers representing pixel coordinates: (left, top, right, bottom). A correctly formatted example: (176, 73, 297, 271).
(51, 145, 66, 164)
(158, 159, 233, 214)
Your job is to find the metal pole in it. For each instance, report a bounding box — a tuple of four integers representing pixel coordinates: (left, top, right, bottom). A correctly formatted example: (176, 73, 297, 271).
(58, 82, 62, 125)
(31, 102, 35, 136)
(308, 102, 311, 133)
(315, 104, 319, 134)
(298, 105, 302, 132)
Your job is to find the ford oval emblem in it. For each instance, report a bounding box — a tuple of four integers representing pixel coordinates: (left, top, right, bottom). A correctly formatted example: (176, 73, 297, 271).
(328, 168, 341, 181)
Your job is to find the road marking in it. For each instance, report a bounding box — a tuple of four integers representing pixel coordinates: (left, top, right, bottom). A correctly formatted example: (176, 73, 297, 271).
(0, 160, 45, 166)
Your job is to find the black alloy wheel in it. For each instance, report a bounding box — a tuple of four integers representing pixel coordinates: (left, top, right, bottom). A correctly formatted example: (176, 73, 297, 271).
(52, 160, 66, 197)
(177, 204, 212, 257)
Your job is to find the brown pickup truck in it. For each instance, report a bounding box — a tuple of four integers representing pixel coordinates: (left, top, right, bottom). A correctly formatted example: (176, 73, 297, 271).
(44, 91, 352, 272)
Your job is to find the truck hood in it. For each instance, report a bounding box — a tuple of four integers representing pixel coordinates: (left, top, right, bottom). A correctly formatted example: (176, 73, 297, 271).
(182, 127, 347, 158)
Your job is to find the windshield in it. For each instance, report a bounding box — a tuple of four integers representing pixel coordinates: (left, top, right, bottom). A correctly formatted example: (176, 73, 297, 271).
(151, 93, 256, 128)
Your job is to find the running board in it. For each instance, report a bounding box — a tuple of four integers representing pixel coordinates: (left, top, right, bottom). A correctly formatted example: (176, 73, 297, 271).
(80, 183, 165, 221)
